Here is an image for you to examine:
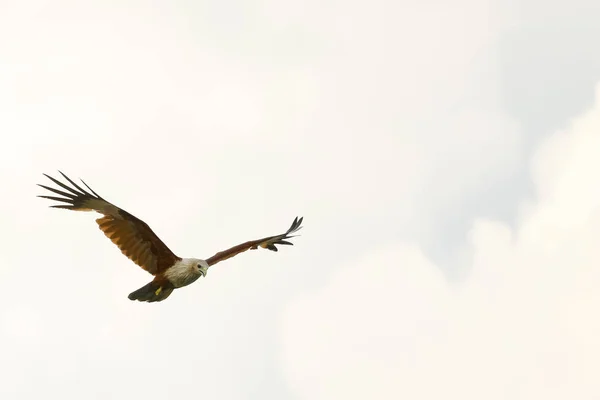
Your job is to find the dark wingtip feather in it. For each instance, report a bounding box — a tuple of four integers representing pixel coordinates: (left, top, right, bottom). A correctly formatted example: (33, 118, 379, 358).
(38, 171, 103, 210)
(286, 216, 304, 234)
(57, 170, 93, 197)
(267, 244, 278, 251)
(37, 184, 78, 199)
(263, 216, 303, 251)
(37, 195, 73, 204)
(80, 178, 101, 198)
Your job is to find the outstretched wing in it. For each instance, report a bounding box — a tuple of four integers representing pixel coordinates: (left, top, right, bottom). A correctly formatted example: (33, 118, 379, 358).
(37, 171, 180, 275)
(206, 216, 303, 266)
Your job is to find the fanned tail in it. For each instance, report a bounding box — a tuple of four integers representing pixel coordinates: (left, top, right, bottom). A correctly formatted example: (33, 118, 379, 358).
(128, 281, 174, 303)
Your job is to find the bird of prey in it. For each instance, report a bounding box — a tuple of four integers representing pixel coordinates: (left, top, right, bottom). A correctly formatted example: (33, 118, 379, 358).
(37, 171, 303, 303)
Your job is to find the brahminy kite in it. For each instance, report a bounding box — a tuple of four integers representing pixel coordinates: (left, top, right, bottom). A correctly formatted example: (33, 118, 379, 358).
(37, 171, 303, 303)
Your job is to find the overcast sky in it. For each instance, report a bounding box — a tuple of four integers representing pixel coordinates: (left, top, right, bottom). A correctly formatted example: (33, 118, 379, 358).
(1, 0, 600, 399)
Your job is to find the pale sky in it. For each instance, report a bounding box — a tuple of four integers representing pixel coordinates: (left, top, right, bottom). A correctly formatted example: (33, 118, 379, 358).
(1, 0, 600, 399)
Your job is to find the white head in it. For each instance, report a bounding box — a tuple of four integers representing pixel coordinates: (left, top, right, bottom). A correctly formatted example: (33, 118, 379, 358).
(164, 258, 210, 288)
(190, 258, 209, 277)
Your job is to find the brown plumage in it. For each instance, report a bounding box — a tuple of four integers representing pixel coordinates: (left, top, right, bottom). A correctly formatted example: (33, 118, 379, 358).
(37, 171, 303, 303)
(206, 216, 303, 266)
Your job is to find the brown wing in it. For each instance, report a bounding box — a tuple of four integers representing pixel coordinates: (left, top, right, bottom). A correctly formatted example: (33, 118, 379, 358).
(37, 171, 180, 275)
(206, 216, 303, 266)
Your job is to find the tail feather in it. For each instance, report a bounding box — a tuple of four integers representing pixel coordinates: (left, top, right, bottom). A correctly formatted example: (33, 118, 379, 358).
(128, 281, 174, 303)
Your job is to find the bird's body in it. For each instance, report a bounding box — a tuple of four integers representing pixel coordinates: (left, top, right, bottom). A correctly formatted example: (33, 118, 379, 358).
(37, 172, 303, 303)
(127, 258, 208, 302)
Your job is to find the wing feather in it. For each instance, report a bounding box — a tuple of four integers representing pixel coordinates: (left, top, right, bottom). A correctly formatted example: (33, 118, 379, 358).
(206, 216, 303, 266)
(38, 171, 180, 275)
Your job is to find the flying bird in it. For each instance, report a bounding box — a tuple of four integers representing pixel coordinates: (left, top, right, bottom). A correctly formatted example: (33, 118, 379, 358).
(37, 171, 303, 303)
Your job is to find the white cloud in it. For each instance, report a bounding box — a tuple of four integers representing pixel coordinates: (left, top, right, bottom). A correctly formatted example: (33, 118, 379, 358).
(1, 1, 592, 399)
(279, 83, 600, 399)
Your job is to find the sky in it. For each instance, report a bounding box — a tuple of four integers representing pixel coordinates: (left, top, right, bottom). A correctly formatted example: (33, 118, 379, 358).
(0, 0, 599, 399)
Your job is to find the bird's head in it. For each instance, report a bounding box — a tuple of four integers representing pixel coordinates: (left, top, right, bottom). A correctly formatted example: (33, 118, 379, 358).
(193, 259, 209, 277)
